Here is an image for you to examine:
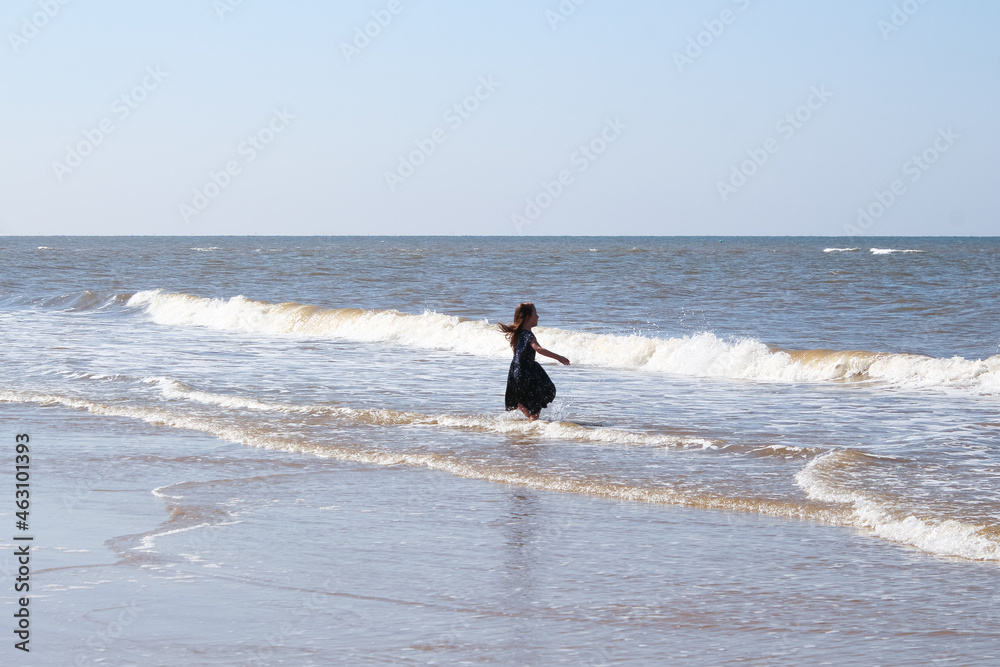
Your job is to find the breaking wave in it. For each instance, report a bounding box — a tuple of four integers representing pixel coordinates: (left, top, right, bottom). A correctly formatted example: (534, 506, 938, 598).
(126, 290, 1000, 396)
(797, 451, 1000, 561)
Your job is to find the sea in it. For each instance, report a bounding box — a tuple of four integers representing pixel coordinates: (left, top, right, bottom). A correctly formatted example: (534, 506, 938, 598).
(1, 236, 998, 665)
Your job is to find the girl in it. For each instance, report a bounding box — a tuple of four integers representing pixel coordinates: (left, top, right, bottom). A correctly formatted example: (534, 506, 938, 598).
(499, 302, 570, 421)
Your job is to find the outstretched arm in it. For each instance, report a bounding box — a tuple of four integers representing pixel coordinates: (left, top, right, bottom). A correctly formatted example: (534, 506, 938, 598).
(531, 340, 570, 365)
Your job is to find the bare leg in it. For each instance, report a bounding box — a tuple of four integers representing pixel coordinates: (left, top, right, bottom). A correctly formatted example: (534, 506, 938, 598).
(517, 403, 536, 420)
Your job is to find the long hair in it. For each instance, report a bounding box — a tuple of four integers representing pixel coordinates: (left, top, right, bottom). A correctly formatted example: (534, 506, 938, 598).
(498, 302, 535, 349)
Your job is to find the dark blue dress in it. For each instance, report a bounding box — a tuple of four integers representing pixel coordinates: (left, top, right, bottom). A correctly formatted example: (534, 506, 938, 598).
(505, 329, 556, 414)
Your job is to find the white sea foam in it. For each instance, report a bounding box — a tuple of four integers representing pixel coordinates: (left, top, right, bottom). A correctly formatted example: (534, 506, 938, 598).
(823, 248, 860, 253)
(127, 290, 505, 358)
(147, 376, 717, 451)
(125, 290, 1000, 396)
(870, 248, 923, 254)
(796, 452, 1000, 561)
(147, 377, 318, 413)
(133, 523, 216, 552)
(132, 520, 242, 554)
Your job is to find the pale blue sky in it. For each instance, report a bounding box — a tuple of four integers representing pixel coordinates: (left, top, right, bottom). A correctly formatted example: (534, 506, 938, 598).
(1, 0, 997, 235)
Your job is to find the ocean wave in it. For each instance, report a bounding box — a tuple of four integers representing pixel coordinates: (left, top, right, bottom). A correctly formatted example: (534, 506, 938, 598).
(127, 289, 505, 356)
(40, 290, 128, 313)
(125, 290, 1000, 396)
(870, 248, 924, 255)
(823, 247, 860, 253)
(796, 451, 1000, 561)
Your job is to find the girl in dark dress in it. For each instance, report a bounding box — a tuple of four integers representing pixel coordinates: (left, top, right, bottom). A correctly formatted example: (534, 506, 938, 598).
(499, 302, 570, 421)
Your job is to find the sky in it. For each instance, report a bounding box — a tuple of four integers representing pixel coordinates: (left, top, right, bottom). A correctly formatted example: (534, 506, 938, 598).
(1, 0, 997, 236)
